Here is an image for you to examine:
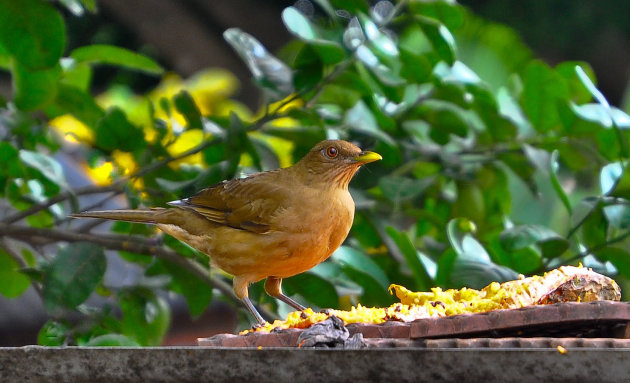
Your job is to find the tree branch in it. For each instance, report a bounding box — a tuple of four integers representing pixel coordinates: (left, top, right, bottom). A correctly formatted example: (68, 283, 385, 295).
(0, 223, 277, 321)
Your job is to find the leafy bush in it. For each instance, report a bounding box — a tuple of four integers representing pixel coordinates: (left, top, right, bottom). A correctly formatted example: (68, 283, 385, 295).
(1, 0, 630, 345)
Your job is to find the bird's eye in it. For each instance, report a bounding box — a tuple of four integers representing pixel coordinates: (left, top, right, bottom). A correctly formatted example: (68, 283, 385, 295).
(326, 146, 338, 158)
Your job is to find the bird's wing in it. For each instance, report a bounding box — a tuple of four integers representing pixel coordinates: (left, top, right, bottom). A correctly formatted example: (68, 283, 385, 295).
(171, 171, 290, 234)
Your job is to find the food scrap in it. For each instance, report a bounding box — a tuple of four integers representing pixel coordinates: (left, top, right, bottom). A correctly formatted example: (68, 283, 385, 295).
(243, 265, 620, 334)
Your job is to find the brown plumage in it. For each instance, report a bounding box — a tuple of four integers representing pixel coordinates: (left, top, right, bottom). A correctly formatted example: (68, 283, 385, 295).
(71, 139, 381, 323)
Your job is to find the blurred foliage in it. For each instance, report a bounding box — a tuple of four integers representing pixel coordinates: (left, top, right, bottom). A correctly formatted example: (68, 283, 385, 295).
(2, 0, 630, 345)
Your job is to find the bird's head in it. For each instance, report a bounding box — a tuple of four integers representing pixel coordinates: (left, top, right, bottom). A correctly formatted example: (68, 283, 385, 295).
(294, 139, 382, 189)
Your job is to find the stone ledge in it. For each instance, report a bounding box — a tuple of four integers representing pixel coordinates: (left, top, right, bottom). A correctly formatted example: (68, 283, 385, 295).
(2, 345, 630, 383)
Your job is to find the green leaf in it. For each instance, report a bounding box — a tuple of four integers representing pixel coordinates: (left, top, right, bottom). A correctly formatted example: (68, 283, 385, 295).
(37, 320, 69, 346)
(95, 107, 146, 152)
(42, 242, 106, 311)
(0, 0, 65, 69)
(419, 18, 456, 64)
(502, 245, 543, 275)
(292, 45, 324, 91)
(499, 224, 569, 258)
(355, 46, 405, 86)
(340, 265, 394, 307)
(385, 226, 433, 291)
(60, 60, 92, 91)
(79, 0, 97, 12)
(58, 0, 86, 16)
(47, 85, 104, 127)
(85, 334, 141, 347)
(452, 181, 486, 225)
(554, 61, 595, 103)
(450, 257, 519, 289)
(433, 61, 480, 85)
(161, 260, 213, 318)
(282, 7, 345, 65)
(119, 288, 171, 346)
(0, 142, 19, 179)
(446, 218, 482, 257)
(601, 162, 628, 196)
(359, 14, 398, 57)
(173, 90, 203, 130)
(581, 205, 608, 249)
(282, 7, 318, 40)
(409, 1, 464, 30)
(378, 175, 434, 204)
(0, 40, 10, 69)
(0, 249, 31, 298)
(571, 103, 612, 128)
(70, 45, 164, 74)
(520, 60, 568, 133)
(575, 65, 609, 109)
(343, 17, 365, 50)
(283, 272, 338, 309)
(12, 62, 61, 110)
(331, 246, 389, 289)
(610, 108, 630, 128)
(344, 100, 394, 144)
(330, 0, 368, 13)
(375, 83, 434, 117)
(601, 163, 622, 193)
(594, 247, 630, 278)
(600, 162, 630, 200)
(19, 149, 69, 190)
(603, 204, 630, 229)
(223, 28, 293, 97)
(549, 150, 572, 214)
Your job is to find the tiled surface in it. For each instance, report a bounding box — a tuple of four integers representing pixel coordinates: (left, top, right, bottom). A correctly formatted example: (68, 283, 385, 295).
(410, 301, 630, 338)
(363, 337, 630, 349)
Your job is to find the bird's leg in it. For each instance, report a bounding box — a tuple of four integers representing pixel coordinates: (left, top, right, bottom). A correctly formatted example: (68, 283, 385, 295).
(241, 297, 265, 325)
(265, 276, 306, 311)
(233, 276, 266, 325)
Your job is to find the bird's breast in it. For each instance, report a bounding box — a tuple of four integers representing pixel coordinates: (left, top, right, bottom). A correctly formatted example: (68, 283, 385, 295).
(182, 188, 356, 282)
(282, 188, 354, 261)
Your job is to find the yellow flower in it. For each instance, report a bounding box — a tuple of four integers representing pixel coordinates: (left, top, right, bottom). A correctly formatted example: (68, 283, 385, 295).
(166, 129, 205, 167)
(186, 69, 239, 115)
(111, 150, 137, 175)
(49, 115, 94, 144)
(84, 161, 113, 186)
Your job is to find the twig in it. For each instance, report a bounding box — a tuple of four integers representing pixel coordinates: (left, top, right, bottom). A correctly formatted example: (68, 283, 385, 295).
(75, 219, 107, 233)
(304, 60, 352, 109)
(566, 198, 601, 239)
(130, 138, 221, 180)
(2, 184, 124, 224)
(0, 223, 277, 321)
(564, 230, 630, 266)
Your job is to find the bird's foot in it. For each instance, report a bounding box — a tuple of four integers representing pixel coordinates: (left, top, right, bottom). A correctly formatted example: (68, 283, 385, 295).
(276, 293, 306, 312)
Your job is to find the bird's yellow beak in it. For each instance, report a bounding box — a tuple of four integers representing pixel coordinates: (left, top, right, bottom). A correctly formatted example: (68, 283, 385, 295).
(353, 151, 382, 164)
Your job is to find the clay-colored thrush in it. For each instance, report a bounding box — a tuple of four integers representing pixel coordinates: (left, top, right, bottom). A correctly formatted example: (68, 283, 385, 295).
(72, 139, 381, 323)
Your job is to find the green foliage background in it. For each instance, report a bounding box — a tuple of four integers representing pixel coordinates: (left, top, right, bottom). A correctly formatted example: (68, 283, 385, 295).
(1, 0, 630, 346)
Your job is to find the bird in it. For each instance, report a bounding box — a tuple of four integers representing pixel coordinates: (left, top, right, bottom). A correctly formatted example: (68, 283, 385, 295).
(71, 139, 382, 324)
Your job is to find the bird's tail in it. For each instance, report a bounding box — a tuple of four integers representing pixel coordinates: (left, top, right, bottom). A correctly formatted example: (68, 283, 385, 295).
(70, 208, 165, 224)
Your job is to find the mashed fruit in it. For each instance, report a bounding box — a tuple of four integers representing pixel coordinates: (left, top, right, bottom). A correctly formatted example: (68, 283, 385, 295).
(244, 265, 621, 334)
